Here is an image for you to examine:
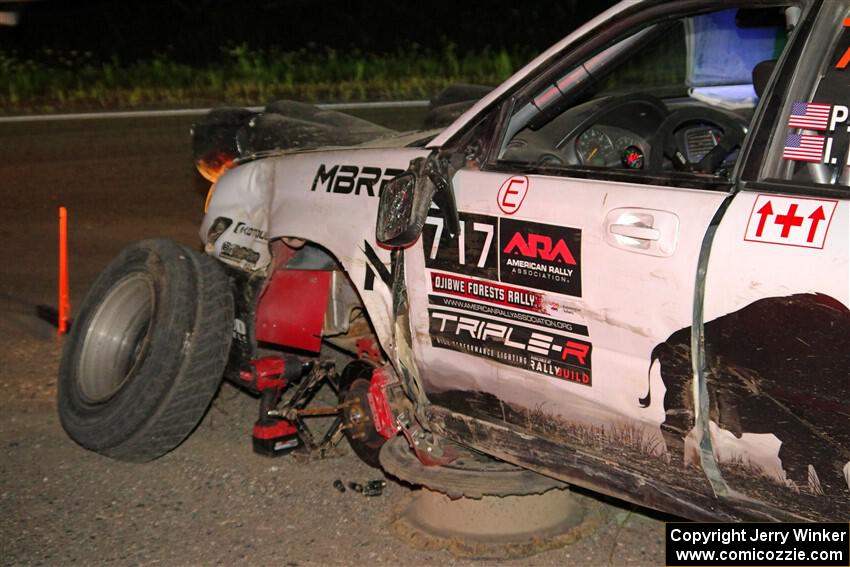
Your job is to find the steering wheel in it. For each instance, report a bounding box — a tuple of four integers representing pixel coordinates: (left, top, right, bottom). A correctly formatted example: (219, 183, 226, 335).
(648, 107, 746, 174)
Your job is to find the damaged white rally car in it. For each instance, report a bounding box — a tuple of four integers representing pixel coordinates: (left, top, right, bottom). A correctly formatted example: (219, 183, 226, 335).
(59, 0, 850, 521)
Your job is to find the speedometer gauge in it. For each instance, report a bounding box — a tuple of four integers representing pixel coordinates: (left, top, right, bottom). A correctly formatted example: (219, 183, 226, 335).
(576, 128, 614, 166)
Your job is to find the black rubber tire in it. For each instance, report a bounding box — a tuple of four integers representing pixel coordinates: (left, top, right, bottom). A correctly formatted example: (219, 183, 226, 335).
(338, 360, 385, 468)
(58, 239, 234, 462)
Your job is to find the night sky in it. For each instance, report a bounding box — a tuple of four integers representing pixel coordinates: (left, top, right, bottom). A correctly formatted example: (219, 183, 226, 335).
(1, 1, 617, 62)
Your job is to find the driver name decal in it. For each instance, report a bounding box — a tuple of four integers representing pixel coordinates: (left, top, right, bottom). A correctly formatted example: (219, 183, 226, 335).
(428, 309, 592, 386)
(784, 102, 850, 164)
(786, 102, 850, 133)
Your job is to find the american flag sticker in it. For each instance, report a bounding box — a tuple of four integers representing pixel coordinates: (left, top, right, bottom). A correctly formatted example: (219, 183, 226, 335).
(788, 102, 832, 130)
(783, 133, 825, 162)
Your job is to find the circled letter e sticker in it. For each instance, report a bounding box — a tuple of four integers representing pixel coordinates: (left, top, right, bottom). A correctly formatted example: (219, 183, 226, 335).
(497, 175, 529, 215)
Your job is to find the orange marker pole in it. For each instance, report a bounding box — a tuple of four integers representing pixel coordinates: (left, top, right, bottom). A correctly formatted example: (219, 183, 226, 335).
(58, 206, 69, 335)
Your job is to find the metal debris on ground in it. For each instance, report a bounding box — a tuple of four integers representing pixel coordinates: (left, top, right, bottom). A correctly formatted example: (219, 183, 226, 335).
(335, 479, 386, 496)
(364, 480, 387, 497)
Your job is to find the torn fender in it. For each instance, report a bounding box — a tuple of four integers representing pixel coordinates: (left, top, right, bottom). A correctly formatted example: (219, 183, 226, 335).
(200, 146, 430, 362)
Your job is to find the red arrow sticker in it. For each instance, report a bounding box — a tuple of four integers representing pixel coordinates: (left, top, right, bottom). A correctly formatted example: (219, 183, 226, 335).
(744, 194, 838, 249)
(497, 175, 529, 215)
(754, 200, 773, 237)
(807, 206, 826, 243)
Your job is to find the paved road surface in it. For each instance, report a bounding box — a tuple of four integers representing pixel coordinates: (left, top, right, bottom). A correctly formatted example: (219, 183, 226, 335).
(0, 111, 667, 566)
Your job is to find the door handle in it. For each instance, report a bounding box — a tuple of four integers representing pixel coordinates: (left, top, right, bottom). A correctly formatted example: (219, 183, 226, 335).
(609, 223, 660, 241)
(604, 208, 679, 256)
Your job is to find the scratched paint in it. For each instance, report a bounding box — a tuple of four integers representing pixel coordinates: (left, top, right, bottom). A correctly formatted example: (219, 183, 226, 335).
(651, 293, 850, 519)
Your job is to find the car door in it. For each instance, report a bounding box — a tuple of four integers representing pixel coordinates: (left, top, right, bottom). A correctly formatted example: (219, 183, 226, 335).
(402, 2, 805, 502)
(692, 1, 850, 518)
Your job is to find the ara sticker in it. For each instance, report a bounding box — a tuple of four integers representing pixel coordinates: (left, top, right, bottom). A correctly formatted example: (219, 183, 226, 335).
(743, 194, 838, 249)
(499, 218, 582, 296)
(423, 211, 582, 297)
(497, 175, 529, 215)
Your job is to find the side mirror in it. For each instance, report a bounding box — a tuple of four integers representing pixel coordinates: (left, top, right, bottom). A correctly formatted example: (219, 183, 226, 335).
(376, 155, 459, 247)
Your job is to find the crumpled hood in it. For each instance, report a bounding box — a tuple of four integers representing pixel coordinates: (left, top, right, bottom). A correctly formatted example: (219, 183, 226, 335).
(191, 100, 443, 180)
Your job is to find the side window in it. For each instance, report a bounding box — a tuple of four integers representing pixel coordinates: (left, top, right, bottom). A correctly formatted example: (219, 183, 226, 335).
(760, 2, 850, 187)
(496, 7, 793, 184)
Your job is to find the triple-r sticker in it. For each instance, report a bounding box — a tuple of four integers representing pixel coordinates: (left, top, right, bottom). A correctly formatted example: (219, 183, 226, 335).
(743, 194, 838, 249)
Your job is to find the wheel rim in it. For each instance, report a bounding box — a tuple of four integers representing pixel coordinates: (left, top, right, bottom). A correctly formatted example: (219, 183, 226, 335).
(77, 272, 155, 403)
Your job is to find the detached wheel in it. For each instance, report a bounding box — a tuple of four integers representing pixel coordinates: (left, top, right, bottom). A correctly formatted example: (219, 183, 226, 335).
(339, 360, 385, 468)
(58, 239, 234, 462)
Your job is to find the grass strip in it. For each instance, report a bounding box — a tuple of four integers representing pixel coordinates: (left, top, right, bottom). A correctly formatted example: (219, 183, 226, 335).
(0, 44, 530, 114)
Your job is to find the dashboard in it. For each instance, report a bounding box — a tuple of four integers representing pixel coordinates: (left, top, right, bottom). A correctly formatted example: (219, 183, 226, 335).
(574, 125, 648, 169)
(500, 93, 748, 174)
(501, 95, 666, 168)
